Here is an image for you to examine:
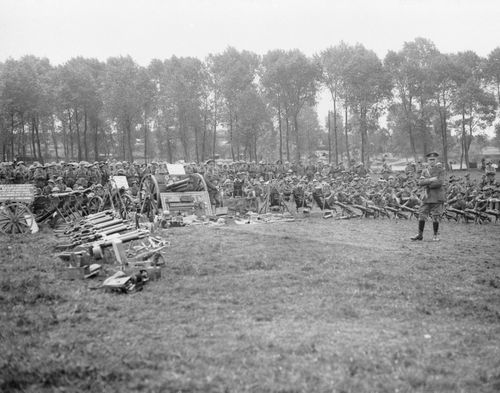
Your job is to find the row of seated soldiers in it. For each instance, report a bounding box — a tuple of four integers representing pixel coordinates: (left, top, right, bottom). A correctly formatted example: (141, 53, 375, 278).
(0, 160, 145, 191)
(210, 166, 500, 220)
(0, 156, 418, 191)
(0, 158, 369, 196)
(1, 159, 499, 219)
(1, 156, 495, 187)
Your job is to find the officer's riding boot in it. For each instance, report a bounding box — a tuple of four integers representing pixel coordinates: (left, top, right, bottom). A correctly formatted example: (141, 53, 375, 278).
(432, 221, 440, 241)
(411, 220, 425, 241)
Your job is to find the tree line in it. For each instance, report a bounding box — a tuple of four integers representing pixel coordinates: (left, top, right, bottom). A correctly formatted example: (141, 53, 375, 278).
(1, 37, 499, 168)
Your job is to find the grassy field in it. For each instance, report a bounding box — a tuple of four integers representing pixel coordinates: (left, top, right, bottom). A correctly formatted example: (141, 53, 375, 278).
(1, 216, 500, 392)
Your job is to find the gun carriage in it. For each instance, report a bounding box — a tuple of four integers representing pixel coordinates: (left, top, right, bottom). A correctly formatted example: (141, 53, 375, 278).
(138, 164, 213, 220)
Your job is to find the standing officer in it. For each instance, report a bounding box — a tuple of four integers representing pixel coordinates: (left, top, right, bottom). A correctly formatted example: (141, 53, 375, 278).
(411, 151, 445, 241)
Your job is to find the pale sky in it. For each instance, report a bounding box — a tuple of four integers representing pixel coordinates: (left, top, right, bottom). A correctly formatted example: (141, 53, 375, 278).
(1, 0, 499, 120)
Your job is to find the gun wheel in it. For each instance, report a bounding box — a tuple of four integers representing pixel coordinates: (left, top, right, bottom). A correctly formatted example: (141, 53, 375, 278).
(0, 202, 35, 234)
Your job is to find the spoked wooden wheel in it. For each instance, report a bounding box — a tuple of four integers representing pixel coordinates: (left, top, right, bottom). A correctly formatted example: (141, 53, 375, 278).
(139, 174, 161, 220)
(87, 196, 104, 215)
(0, 202, 35, 234)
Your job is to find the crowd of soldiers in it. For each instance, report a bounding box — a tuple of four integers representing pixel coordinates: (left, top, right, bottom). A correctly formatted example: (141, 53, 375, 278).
(0, 157, 499, 222)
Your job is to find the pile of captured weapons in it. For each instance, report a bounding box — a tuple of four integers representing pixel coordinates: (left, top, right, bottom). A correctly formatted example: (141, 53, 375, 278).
(55, 209, 168, 293)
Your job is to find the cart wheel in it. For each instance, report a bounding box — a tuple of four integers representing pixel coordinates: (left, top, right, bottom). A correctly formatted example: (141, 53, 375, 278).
(139, 174, 161, 220)
(0, 202, 35, 234)
(87, 196, 103, 215)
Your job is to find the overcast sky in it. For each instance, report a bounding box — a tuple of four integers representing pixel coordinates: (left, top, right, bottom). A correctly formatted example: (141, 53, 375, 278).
(1, 0, 499, 119)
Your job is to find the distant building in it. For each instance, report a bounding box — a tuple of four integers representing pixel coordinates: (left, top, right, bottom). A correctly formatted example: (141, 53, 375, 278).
(476, 146, 500, 170)
(478, 146, 500, 162)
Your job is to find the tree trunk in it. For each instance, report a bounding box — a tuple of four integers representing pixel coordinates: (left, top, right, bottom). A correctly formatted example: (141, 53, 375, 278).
(328, 111, 332, 163)
(30, 118, 37, 161)
(51, 116, 59, 161)
(438, 94, 449, 171)
(212, 95, 217, 160)
(419, 98, 428, 158)
(166, 123, 173, 162)
(202, 105, 208, 162)
(34, 116, 43, 164)
(229, 111, 235, 161)
(344, 104, 350, 167)
(360, 106, 368, 166)
(67, 110, 74, 160)
(127, 118, 134, 162)
(332, 92, 339, 165)
(277, 102, 283, 163)
(294, 113, 300, 163)
(10, 112, 15, 161)
(121, 121, 126, 160)
(467, 106, 474, 169)
(62, 121, 68, 159)
(20, 114, 26, 159)
(144, 110, 148, 164)
(194, 125, 199, 163)
(254, 133, 258, 163)
(83, 110, 89, 161)
(94, 122, 99, 162)
(75, 108, 82, 162)
(461, 109, 468, 169)
(403, 96, 417, 161)
(182, 122, 189, 161)
(285, 115, 290, 162)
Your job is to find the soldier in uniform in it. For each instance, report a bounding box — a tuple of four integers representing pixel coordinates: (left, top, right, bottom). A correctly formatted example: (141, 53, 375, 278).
(233, 172, 246, 197)
(55, 176, 70, 192)
(33, 163, 47, 189)
(204, 159, 222, 207)
(42, 179, 55, 195)
(64, 163, 77, 189)
(411, 152, 445, 241)
(484, 160, 496, 186)
(87, 164, 100, 186)
(14, 161, 28, 183)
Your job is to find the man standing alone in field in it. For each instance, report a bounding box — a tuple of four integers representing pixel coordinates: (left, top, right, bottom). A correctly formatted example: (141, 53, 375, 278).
(411, 151, 445, 241)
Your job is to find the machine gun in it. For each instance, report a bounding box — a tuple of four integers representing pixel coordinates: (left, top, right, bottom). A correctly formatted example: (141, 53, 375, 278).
(444, 207, 475, 222)
(484, 208, 500, 223)
(400, 204, 418, 219)
(384, 206, 409, 219)
(464, 208, 492, 224)
(330, 200, 362, 219)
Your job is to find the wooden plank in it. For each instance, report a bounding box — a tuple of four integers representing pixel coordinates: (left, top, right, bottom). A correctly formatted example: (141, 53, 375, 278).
(0, 184, 35, 203)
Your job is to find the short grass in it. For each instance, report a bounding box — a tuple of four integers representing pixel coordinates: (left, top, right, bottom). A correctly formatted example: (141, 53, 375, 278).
(1, 217, 500, 392)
